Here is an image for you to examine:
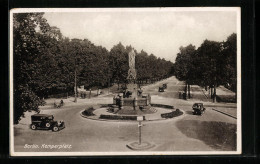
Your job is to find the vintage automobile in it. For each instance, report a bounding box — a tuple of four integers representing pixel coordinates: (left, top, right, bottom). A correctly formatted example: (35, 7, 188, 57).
(192, 103, 206, 115)
(158, 86, 165, 92)
(30, 114, 65, 132)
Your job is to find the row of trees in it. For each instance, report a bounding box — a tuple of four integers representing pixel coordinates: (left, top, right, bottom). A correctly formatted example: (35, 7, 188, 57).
(13, 13, 173, 123)
(173, 33, 237, 102)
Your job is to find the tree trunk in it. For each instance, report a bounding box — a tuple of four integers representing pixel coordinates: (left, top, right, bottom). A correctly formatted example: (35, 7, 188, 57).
(213, 84, 217, 103)
(210, 87, 213, 99)
(184, 83, 188, 100)
(235, 91, 237, 103)
(89, 89, 92, 99)
(188, 84, 191, 99)
(74, 69, 77, 103)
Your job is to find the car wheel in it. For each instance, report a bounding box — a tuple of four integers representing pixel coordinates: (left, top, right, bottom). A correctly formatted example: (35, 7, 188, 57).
(31, 124, 36, 130)
(52, 126, 59, 132)
(45, 123, 51, 128)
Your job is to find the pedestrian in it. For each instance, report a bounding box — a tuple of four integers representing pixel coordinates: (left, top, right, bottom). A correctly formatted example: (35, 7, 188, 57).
(89, 89, 92, 99)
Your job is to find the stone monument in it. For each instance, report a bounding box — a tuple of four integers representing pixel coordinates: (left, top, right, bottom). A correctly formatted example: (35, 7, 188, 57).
(113, 49, 151, 112)
(126, 49, 138, 98)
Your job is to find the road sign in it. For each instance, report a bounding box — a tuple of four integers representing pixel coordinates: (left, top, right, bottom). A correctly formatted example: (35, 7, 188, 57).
(137, 116, 143, 121)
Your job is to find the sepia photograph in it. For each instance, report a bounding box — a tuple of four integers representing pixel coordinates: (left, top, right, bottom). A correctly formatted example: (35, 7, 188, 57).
(9, 8, 241, 156)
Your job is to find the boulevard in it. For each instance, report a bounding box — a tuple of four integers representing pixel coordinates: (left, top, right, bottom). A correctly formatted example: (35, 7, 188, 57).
(14, 76, 237, 152)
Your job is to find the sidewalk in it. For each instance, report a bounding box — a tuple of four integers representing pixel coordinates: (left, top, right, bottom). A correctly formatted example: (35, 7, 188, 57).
(40, 90, 113, 110)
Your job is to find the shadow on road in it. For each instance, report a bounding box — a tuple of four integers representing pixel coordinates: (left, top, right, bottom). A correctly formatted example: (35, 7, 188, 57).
(185, 111, 194, 115)
(176, 120, 237, 151)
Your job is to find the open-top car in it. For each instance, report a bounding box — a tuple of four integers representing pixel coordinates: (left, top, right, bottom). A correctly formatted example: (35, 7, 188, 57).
(192, 103, 206, 115)
(30, 114, 65, 132)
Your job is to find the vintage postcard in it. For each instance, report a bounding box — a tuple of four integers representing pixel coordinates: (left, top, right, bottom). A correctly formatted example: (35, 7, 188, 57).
(10, 8, 241, 156)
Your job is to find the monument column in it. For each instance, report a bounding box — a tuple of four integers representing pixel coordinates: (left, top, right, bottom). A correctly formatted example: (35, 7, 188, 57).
(127, 49, 138, 98)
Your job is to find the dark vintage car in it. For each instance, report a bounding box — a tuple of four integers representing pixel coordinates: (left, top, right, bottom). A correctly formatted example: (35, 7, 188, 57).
(158, 86, 164, 92)
(192, 103, 206, 115)
(30, 114, 65, 132)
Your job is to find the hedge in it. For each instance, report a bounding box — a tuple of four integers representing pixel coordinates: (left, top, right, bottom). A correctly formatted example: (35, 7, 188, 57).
(151, 104, 174, 109)
(100, 114, 145, 120)
(82, 107, 96, 116)
(161, 109, 183, 118)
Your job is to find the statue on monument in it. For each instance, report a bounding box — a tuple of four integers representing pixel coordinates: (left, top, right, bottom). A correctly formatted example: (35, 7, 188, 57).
(129, 49, 135, 69)
(113, 48, 151, 111)
(125, 49, 138, 98)
(127, 49, 137, 82)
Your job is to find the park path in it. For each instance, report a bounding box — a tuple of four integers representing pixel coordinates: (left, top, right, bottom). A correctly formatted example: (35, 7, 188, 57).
(13, 76, 237, 153)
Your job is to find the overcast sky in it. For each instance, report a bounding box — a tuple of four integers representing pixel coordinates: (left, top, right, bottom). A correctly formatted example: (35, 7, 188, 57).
(43, 9, 238, 62)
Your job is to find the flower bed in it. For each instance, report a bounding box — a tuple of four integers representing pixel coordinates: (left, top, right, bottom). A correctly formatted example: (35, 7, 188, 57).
(151, 104, 174, 109)
(161, 109, 183, 118)
(216, 95, 236, 103)
(100, 114, 145, 120)
(82, 107, 96, 116)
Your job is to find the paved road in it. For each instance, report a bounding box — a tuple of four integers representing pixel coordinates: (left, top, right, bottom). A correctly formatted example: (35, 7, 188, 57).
(13, 76, 237, 153)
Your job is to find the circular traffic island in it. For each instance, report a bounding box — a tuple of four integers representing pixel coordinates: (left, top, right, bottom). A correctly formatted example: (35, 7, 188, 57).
(80, 104, 184, 122)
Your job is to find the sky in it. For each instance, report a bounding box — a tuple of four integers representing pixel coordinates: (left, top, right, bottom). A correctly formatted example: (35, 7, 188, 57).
(43, 9, 238, 62)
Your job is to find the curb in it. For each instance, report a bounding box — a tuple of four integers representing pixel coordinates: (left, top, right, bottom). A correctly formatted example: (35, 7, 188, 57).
(212, 108, 237, 119)
(79, 108, 186, 123)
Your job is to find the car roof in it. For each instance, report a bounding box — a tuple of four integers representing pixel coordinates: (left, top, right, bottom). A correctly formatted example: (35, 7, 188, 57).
(31, 114, 53, 117)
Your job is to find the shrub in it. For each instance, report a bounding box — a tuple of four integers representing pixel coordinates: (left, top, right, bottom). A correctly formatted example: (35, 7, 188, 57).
(161, 109, 183, 118)
(83, 106, 95, 116)
(100, 114, 140, 120)
(107, 107, 114, 113)
(216, 95, 236, 103)
(151, 104, 174, 109)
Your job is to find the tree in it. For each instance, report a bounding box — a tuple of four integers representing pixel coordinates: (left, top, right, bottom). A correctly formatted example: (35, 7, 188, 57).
(109, 43, 128, 89)
(13, 13, 51, 123)
(174, 44, 196, 98)
(195, 40, 222, 102)
(13, 12, 175, 124)
(222, 33, 237, 93)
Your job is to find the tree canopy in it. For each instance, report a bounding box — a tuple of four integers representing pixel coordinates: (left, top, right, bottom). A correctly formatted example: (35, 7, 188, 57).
(173, 33, 237, 102)
(13, 13, 174, 123)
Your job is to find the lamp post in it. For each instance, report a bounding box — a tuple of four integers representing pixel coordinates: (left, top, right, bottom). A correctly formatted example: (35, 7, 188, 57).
(74, 58, 77, 103)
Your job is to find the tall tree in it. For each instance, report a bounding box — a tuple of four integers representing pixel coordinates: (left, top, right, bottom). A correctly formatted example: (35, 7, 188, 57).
(174, 44, 196, 98)
(109, 43, 128, 89)
(195, 40, 222, 102)
(222, 33, 237, 93)
(13, 13, 52, 123)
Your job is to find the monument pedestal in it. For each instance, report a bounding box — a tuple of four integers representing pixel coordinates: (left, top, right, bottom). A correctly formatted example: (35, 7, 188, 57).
(126, 141, 155, 150)
(127, 83, 138, 98)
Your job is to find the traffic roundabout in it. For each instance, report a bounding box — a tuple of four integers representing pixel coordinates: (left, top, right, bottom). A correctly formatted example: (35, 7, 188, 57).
(80, 104, 184, 122)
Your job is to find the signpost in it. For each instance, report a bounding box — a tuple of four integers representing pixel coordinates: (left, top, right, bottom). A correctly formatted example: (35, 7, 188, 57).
(126, 116, 155, 150)
(137, 116, 143, 145)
